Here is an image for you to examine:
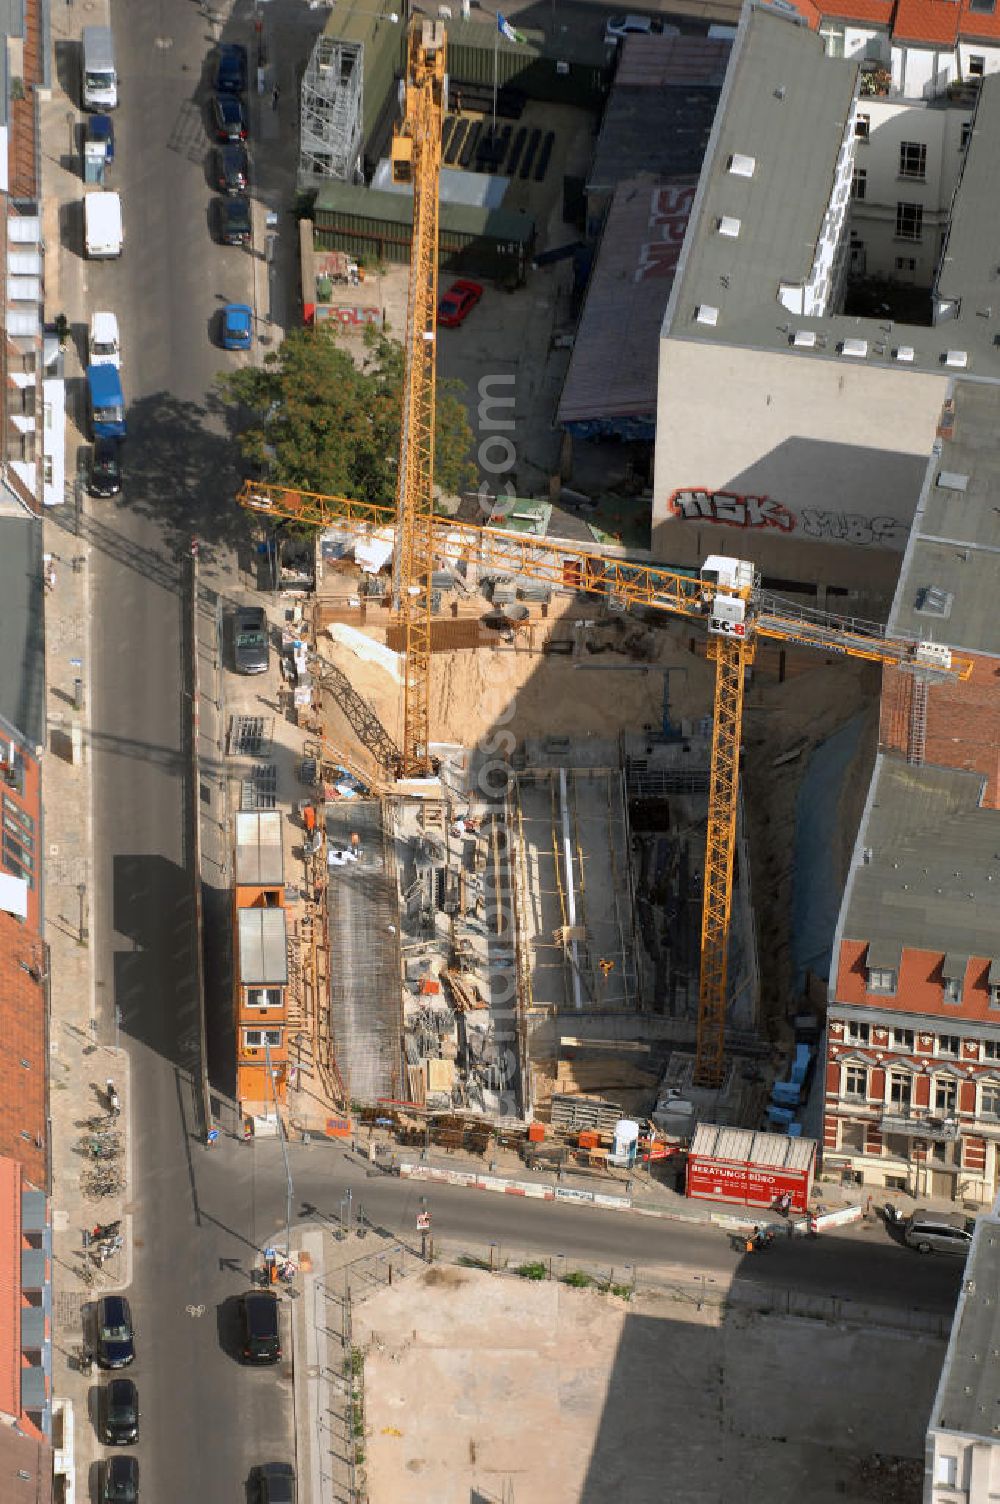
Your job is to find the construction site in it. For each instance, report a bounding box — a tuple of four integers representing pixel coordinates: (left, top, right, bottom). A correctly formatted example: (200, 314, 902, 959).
(226, 19, 968, 1176)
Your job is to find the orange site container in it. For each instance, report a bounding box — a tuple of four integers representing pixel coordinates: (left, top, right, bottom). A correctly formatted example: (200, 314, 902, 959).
(578, 1129, 600, 1149)
(527, 1122, 545, 1143)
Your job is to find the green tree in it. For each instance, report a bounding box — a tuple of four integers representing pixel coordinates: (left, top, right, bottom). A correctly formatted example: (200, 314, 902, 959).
(218, 323, 475, 509)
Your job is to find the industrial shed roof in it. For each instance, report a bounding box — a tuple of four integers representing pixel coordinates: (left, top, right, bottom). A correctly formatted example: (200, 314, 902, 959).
(689, 1124, 816, 1171)
(557, 174, 696, 434)
(313, 181, 535, 243)
(235, 811, 284, 888)
(237, 908, 288, 987)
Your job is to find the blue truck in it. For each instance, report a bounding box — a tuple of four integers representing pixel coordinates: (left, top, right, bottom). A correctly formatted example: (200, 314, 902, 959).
(86, 363, 126, 439)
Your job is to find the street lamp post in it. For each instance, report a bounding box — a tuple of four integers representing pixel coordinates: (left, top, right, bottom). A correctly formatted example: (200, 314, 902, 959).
(263, 1034, 294, 1260)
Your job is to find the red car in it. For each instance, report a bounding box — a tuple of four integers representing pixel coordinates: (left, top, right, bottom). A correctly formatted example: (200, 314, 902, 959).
(437, 279, 483, 327)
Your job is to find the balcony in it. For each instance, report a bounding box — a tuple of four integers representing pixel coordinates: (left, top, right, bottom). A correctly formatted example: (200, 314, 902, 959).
(881, 1111, 959, 1141)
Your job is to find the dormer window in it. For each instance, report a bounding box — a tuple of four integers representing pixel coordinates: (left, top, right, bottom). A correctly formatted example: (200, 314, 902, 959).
(942, 954, 967, 1007)
(867, 942, 901, 996)
(989, 960, 1000, 1008)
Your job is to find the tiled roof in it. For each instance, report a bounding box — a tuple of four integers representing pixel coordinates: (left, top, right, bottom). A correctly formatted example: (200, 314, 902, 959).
(822, 0, 892, 23)
(0, 1157, 19, 1420)
(893, 0, 961, 44)
(0, 913, 46, 1190)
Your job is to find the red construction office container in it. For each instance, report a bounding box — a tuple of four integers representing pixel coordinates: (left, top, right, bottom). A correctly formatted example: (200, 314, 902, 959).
(686, 1125, 815, 1213)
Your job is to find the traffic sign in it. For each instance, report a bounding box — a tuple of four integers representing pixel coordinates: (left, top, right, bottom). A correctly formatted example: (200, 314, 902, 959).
(416, 1212, 430, 1231)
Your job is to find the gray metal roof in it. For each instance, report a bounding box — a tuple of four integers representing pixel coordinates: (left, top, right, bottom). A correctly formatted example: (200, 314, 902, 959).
(235, 811, 284, 887)
(558, 174, 693, 427)
(587, 79, 721, 197)
(890, 380, 1000, 659)
(840, 757, 1000, 962)
(0, 517, 44, 750)
(930, 1212, 1000, 1439)
(313, 181, 535, 243)
(237, 908, 288, 986)
(664, 6, 1000, 378)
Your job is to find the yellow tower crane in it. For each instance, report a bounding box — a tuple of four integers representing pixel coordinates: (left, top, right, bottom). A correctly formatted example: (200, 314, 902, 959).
(389, 17, 446, 777)
(237, 482, 973, 1087)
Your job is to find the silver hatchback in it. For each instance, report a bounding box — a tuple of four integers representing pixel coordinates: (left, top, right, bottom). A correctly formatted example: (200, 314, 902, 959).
(903, 1208, 975, 1255)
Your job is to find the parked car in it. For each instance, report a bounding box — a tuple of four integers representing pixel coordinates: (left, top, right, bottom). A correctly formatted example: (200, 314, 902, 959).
(232, 607, 270, 675)
(211, 93, 247, 142)
(214, 41, 248, 95)
(238, 1289, 281, 1362)
(89, 436, 123, 498)
(102, 1455, 139, 1504)
(86, 111, 115, 165)
(89, 310, 121, 367)
(604, 12, 658, 39)
(95, 1294, 135, 1368)
(215, 142, 249, 195)
(436, 278, 483, 327)
(103, 1378, 139, 1445)
(221, 303, 253, 351)
(254, 1463, 295, 1504)
(903, 1208, 975, 1255)
(217, 196, 252, 247)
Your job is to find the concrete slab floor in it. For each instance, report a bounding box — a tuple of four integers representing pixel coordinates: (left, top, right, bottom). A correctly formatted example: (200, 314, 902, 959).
(353, 1267, 941, 1504)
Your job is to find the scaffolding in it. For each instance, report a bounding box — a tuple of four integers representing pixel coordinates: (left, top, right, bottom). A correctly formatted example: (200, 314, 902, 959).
(299, 34, 364, 186)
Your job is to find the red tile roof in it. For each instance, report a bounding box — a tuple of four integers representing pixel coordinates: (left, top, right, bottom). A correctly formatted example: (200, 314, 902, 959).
(893, 0, 961, 43)
(0, 915, 46, 1191)
(826, 0, 893, 23)
(0, 1158, 19, 1421)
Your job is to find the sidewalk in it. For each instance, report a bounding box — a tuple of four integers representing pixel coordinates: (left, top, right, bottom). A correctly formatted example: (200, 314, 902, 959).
(41, 0, 135, 1484)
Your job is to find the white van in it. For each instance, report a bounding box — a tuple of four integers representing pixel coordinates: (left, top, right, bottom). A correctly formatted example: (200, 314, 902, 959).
(82, 27, 117, 111)
(84, 192, 123, 259)
(88, 311, 120, 367)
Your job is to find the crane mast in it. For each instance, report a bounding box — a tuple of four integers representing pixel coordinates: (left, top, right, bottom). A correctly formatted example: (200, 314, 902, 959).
(390, 19, 446, 777)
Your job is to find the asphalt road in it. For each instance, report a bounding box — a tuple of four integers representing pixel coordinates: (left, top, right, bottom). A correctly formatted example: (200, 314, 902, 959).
(87, 2, 289, 1501)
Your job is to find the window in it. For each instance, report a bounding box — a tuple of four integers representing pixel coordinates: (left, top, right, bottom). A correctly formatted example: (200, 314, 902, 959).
(990, 985, 1000, 1011)
(42, 455, 53, 486)
(983, 1039, 1000, 1059)
(844, 1065, 869, 1100)
(892, 1027, 914, 1050)
(899, 141, 927, 180)
(961, 121, 973, 150)
(934, 1078, 957, 1113)
(867, 968, 896, 995)
(938, 1034, 961, 1057)
(852, 168, 867, 200)
(980, 1083, 1000, 1118)
(894, 256, 916, 273)
(846, 1020, 870, 1044)
(242, 1028, 282, 1049)
(943, 977, 962, 1006)
(969, 0, 995, 12)
(889, 1071, 912, 1109)
(968, 54, 985, 76)
(245, 987, 283, 1009)
(895, 203, 923, 241)
(935, 1455, 958, 1488)
(855, 112, 870, 141)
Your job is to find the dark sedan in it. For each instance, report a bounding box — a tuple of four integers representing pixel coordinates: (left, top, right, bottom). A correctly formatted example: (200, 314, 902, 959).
(95, 1294, 135, 1368)
(215, 42, 248, 95)
(102, 1455, 139, 1503)
(217, 196, 252, 247)
(89, 436, 122, 498)
(211, 93, 247, 142)
(215, 142, 249, 195)
(103, 1378, 139, 1446)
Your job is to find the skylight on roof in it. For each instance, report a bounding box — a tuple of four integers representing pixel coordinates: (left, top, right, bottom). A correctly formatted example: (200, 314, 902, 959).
(915, 585, 954, 618)
(792, 331, 817, 349)
(717, 215, 741, 238)
(695, 304, 719, 326)
(840, 338, 868, 359)
(944, 349, 969, 369)
(937, 470, 969, 492)
(727, 153, 755, 179)
(893, 346, 915, 363)
(969, 0, 995, 14)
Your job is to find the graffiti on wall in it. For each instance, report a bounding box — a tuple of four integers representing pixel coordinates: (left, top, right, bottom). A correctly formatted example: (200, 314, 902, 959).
(669, 488, 796, 532)
(315, 304, 382, 330)
(636, 183, 697, 282)
(668, 489, 908, 547)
